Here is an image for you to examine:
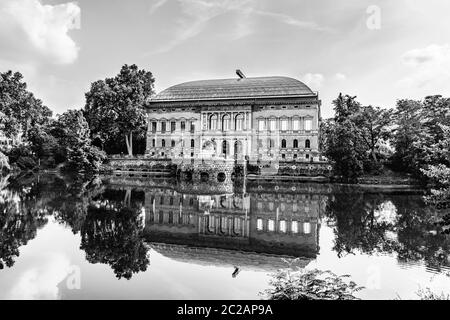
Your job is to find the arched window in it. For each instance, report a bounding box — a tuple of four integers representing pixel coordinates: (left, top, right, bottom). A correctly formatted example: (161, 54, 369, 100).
(293, 139, 298, 148)
(305, 139, 310, 149)
(281, 139, 286, 148)
(190, 139, 195, 148)
(161, 139, 166, 147)
(222, 140, 228, 154)
(235, 114, 244, 131)
(209, 114, 217, 130)
(222, 114, 231, 131)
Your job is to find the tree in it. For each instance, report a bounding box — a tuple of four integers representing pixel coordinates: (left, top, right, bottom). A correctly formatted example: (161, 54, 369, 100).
(84, 64, 155, 155)
(322, 94, 366, 181)
(351, 105, 393, 164)
(0, 71, 52, 141)
(55, 110, 106, 173)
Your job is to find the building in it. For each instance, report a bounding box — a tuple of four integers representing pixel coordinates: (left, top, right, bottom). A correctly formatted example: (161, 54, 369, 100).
(145, 70, 322, 164)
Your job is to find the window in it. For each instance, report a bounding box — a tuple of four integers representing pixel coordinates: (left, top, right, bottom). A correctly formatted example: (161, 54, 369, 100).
(209, 115, 217, 130)
(171, 140, 175, 147)
(293, 139, 298, 148)
(161, 122, 166, 133)
(281, 119, 288, 131)
(235, 114, 244, 131)
(161, 139, 166, 147)
(293, 154, 298, 159)
(269, 118, 276, 131)
(191, 139, 195, 148)
(306, 154, 310, 159)
(268, 139, 274, 149)
(257, 218, 263, 231)
(171, 121, 176, 132)
(291, 221, 298, 233)
(305, 139, 310, 149)
(268, 219, 275, 232)
(280, 220, 286, 233)
(181, 121, 186, 131)
(258, 119, 265, 131)
(304, 119, 312, 131)
(222, 140, 228, 154)
(292, 119, 300, 131)
(190, 121, 195, 133)
(151, 122, 157, 133)
(281, 139, 286, 148)
(303, 222, 311, 234)
(152, 139, 156, 147)
(282, 154, 286, 159)
(222, 114, 231, 131)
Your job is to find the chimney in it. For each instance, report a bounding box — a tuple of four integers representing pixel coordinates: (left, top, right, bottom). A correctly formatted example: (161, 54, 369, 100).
(236, 69, 246, 79)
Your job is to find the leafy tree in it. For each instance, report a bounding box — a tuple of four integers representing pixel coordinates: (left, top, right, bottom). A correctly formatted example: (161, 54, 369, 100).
(351, 105, 393, 164)
(0, 71, 52, 140)
(54, 110, 106, 173)
(262, 266, 363, 300)
(322, 94, 366, 181)
(84, 64, 155, 155)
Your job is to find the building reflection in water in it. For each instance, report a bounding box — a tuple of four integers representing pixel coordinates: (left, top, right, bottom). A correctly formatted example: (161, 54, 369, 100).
(140, 179, 329, 271)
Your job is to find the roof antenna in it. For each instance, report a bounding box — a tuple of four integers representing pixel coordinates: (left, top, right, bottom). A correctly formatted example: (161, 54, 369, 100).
(236, 69, 246, 79)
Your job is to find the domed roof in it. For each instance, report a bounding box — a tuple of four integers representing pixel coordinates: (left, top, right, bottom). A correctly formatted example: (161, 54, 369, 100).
(151, 76, 315, 102)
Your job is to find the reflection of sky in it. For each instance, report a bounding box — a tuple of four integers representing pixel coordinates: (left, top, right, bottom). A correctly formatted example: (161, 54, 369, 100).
(1, 200, 450, 300)
(0, 218, 270, 300)
(309, 225, 450, 300)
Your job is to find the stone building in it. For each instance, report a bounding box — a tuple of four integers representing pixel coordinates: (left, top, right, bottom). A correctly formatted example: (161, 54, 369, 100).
(145, 70, 322, 164)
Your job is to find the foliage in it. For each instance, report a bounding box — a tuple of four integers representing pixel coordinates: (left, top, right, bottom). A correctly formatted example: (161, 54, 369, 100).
(416, 288, 450, 300)
(54, 110, 106, 173)
(80, 189, 149, 279)
(7, 145, 37, 171)
(390, 95, 450, 178)
(0, 71, 52, 140)
(84, 64, 155, 155)
(322, 94, 392, 181)
(262, 263, 363, 300)
(0, 151, 10, 172)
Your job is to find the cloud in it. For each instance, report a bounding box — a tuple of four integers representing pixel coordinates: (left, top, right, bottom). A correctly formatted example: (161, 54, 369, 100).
(334, 73, 347, 81)
(398, 44, 450, 92)
(149, 0, 169, 15)
(8, 254, 73, 300)
(300, 73, 324, 89)
(0, 0, 81, 66)
(147, 0, 329, 54)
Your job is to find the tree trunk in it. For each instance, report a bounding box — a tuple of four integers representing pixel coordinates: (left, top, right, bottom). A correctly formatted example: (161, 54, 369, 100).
(371, 149, 378, 163)
(125, 132, 133, 156)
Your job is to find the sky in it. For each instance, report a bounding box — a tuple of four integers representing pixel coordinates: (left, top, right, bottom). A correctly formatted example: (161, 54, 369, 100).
(1, 0, 450, 119)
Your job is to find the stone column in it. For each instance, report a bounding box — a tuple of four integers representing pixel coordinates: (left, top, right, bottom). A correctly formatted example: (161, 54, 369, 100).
(216, 139, 222, 157)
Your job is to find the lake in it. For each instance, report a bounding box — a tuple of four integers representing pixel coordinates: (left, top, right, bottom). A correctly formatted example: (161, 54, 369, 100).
(0, 173, 449, 300)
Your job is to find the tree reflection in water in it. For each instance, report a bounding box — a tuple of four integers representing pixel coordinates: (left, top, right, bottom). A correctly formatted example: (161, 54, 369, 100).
(79, 189, 149, 279)
(1, 173, 450, 280)
(325, 189, 450, 271)
(0, 173, 150, 279)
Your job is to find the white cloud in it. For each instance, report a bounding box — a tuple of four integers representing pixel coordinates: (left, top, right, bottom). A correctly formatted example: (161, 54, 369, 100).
(300, 73, 324, 89)
(8, 254, 73, 300)
(148, 0, 329, 54)
(0, 0, 80, 66)
(334, 73, 347, 81)
(398, 44, 450, 92)
(149, 0, 169, 15)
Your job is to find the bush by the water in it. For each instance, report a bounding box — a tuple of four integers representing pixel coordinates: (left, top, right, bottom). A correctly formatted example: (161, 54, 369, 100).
(261, 264, 363, 300)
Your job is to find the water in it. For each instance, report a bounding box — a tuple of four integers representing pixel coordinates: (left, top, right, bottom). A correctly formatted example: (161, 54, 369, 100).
(1, 174, 450, 300)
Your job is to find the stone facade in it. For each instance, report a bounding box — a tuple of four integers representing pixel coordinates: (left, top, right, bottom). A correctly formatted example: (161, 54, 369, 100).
(145, 74, 322, 166)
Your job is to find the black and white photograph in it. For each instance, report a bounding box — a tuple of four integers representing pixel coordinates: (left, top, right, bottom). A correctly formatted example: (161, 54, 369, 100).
(0, 0, 450, 310)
